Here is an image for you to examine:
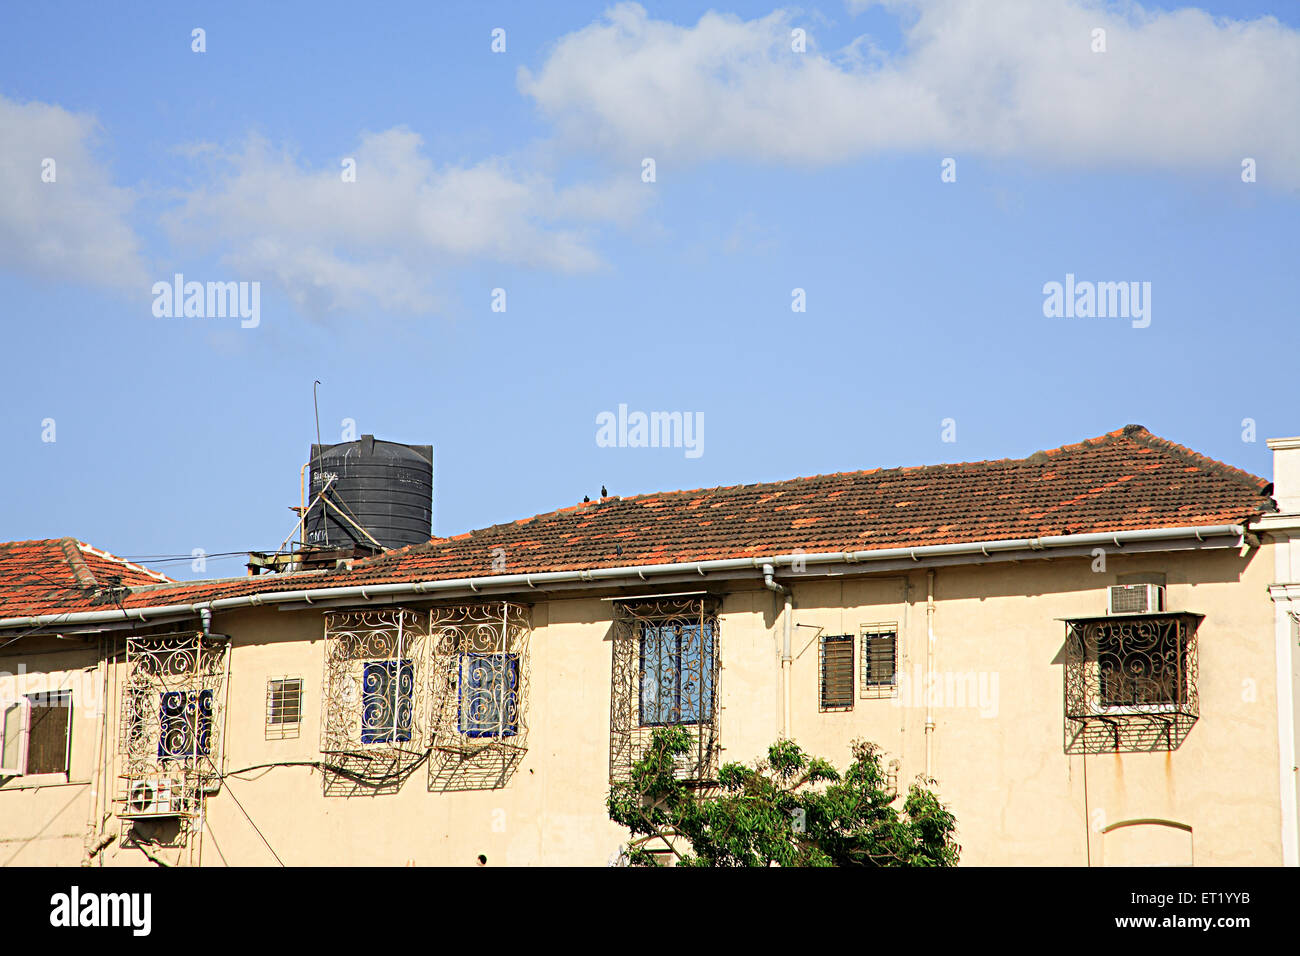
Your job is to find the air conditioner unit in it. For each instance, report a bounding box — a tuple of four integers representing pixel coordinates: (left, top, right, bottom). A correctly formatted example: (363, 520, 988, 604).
(1108, 584, 1165, 614)
(122, 776, 188, 818)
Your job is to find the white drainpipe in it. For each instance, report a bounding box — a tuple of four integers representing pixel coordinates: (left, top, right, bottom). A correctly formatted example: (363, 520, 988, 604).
(925, 569, 936, 779)
(761, 564, 793, 739)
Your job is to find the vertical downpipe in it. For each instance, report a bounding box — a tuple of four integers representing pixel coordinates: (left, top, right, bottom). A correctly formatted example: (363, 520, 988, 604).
(925, 570, 936, 779)
(762, 564, 793, 739)
(82, 635, 108, 866)
(781, 589, 792, 738)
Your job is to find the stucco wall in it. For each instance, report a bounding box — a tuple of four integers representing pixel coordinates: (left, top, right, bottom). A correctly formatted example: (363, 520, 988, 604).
(0, 641, 101, 866)
(775, 548, 1280, 866)
(0, 543, 1282, 866)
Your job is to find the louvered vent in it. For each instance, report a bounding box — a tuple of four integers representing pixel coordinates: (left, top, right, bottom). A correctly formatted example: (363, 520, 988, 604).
(820, 634, 855, 710)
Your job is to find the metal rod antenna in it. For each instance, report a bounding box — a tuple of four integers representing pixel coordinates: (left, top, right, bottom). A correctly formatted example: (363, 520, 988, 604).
(312, 380, 329, 546)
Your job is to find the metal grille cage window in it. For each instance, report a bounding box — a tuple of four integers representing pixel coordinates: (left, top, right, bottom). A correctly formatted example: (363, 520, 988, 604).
(117, 627, 229, 854)
(265, 678, 303, 739)
(360, 659, 414, 744)
(820, 634, 854, 710)
(119, 632, 227, 785)
(860, 624, 898, 698)
(428, 602, 531, 791)
(158, 690, 213, 759)
(320, 608, 430, 795)
(610, 596, 720, 784)
(639, 623, 715, 726)
(1063, 611, 1201, 753)
(457, 653, 519, 738)
(321, 604, 532, 795)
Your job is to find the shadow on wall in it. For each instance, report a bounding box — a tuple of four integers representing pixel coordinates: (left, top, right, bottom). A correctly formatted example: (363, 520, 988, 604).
(321, 745, 528, 795)
(322, 750, 426, 797)
(428, 744, 526, 792)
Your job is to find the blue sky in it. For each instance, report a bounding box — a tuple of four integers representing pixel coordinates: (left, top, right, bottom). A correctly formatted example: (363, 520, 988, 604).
(1, 1, 1297, 580)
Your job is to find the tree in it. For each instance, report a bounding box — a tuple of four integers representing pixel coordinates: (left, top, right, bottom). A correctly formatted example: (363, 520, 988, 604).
(607, 727, 959, 867)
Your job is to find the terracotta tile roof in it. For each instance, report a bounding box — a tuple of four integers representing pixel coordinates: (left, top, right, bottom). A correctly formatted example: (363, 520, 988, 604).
(0, 538, 172, 619)
(0, 426, 1274, 622)
(347, 424, 1272, 581)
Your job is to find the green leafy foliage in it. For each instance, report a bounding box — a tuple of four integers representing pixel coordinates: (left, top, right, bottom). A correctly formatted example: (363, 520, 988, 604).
(607, 728, 959, 867)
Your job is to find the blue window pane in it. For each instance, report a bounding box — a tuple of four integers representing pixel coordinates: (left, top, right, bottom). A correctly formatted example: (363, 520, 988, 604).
(361, 659, 413, 743)
(158, 689, 212, 760)
(639, 623, 714, 726)
(458, 653, 519, 738)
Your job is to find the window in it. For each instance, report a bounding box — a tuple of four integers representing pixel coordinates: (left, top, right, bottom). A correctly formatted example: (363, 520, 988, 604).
(610, 596, 720, 784)
(820, 635, 854, 710)
(361, 659, 413, 744)
(26, 691, 72, 774)
(1063, 612, 1201, 754)
(266, 677, 303, 740)
(1, 690, 72, 777)
(639, 622, 715, 726)
(860, 624, 898, 697)
(0, 701, 23, 775)
(158, 689, 213, 760)
(458, 653, 519, 738)
(1098, 626, 1184, 708)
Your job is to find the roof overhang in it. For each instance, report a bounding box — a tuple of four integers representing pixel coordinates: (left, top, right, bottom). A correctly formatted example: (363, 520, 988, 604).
(1059, 611, 1206, 626)
(0, 523, 1253, 632)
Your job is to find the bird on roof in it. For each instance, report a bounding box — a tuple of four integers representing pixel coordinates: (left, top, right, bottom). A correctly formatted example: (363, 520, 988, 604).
(601, 485, 608, 497)
(583, 495, 590, 503)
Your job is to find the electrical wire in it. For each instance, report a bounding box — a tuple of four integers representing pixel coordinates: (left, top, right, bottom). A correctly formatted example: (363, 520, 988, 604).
(220, 778, 285, 866)
(120, 550, 285, 564)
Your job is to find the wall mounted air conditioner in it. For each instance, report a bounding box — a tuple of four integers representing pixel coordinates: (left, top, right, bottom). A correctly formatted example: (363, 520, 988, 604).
(1108, 584, 1165, 614)
(122, 777, 188, 818)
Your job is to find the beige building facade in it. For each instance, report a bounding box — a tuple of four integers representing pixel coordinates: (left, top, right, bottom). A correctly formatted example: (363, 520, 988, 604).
(2, 428, 1297, 867)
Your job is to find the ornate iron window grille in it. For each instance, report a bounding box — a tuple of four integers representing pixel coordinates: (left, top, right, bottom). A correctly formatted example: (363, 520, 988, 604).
(118, 627, 229, 852)
(320, 608, 432, 795)
(427, 601, 531, 791)
(610, 596, 720, 785)
(1063, 612, 1201, 754)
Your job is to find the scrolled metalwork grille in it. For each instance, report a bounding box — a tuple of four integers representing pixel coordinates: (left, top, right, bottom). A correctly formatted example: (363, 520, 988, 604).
(117, 628, 228, 847)
(427, 602, 531, 792)
(1063, 612, 1201, 754)
(158, 689, 213, 759)
(458, 654, 519, 737)
(361, 659, 415, 743)
(320, 608, 432, 795)
(610, 597, 720, 785)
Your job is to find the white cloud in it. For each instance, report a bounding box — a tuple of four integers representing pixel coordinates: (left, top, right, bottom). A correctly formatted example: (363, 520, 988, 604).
(520, 1, 1300, 185)
(165, 128, 646, 315)
(0, 95, 147, 291)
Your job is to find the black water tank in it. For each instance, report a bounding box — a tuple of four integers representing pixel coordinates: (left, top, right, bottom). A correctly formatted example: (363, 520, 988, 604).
(306, 435, 433, 550)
